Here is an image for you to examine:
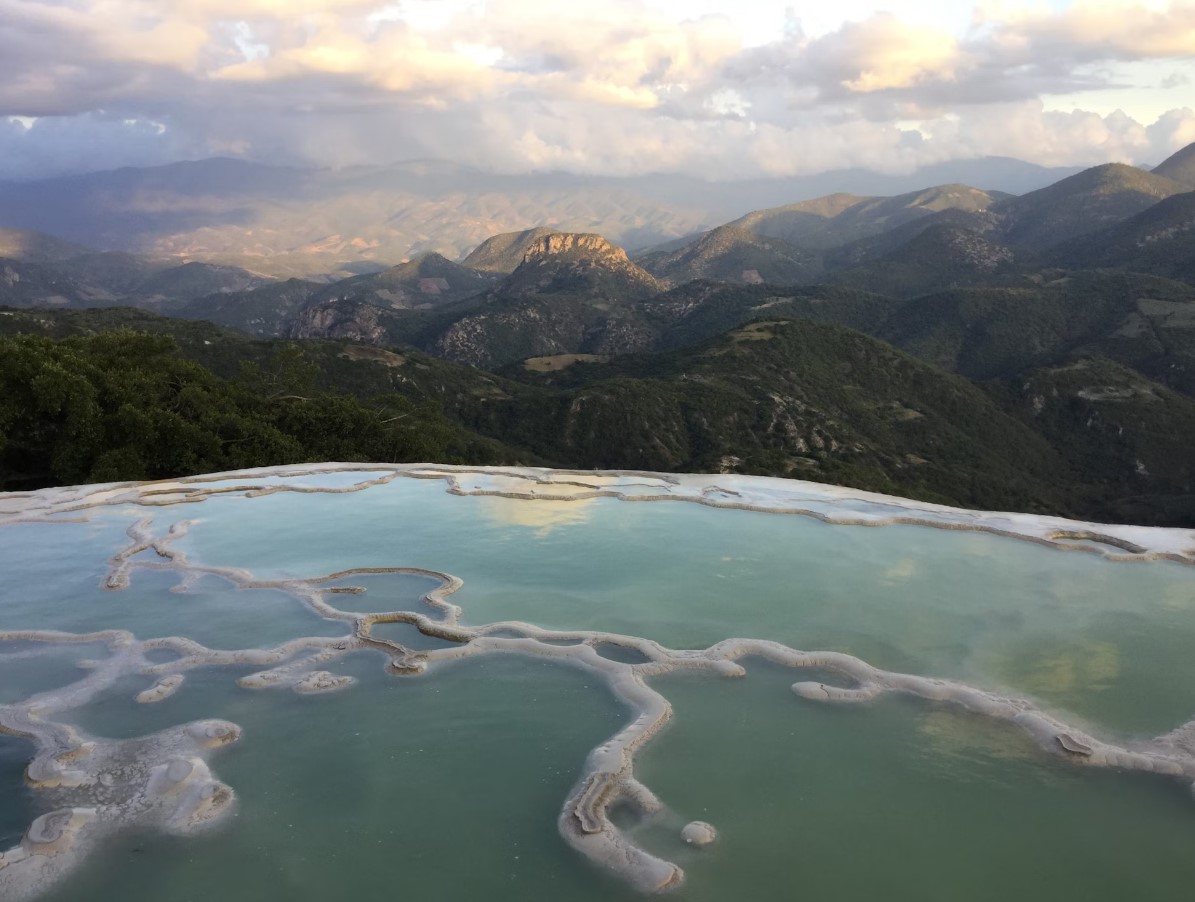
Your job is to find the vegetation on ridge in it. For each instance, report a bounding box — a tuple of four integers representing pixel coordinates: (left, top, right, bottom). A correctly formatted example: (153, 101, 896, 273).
(0, 329, 519, 490)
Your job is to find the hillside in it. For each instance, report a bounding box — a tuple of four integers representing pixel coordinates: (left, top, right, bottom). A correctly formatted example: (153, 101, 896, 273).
(310, 253, 494, 309)
(4, 305, 1195, 524)
(1048, 191, 1195, 285)
(993, 163, 1189, 249)
(1153, 142, 1195, 187)
(827, 224, 1017, 298)
(636, 224, 819, 285)
(178, 280, 325, 337)
(0, 328, 525, 490)
(651, 273, 1195, 396)
(0, 249, 273, 311)
(872, 273, 1195, 393)
(0, 258, 117, 308)
(994, 357, 1195, 524)
(0, 228, 91, 262)
(729, 184, 999, 249)
(482, 319, 1079, 514)
(461, 227, 562, 273)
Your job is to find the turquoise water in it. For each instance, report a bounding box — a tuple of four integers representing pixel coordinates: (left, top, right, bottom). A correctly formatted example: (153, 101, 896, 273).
(638, 663, 1195, 902)
(42, 655, 630, 902)
(5, 563, 348, 649)
(175, 480, 1195, 736)
(0, 735, 36, 849)
(3, 475, 1195, 901)
(0, 641, 110, 703)
(319, 572, 447, 614)
(30, 657, 1195, 902)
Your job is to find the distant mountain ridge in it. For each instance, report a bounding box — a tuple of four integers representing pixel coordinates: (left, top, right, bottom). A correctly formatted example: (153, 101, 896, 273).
(0, 228, 90, 262)
(634, 182, 1006, 288)
(728, 184, 1001, 249)
(0, 236, 271, 309)
(0, 156, 1083, 277)
(4, 143, 1195, 368)
(637, 224, 818, 285)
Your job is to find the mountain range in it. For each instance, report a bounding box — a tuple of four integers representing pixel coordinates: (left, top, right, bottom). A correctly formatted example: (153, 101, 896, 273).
(3, 143, 1195, 524)
(0, 156, 1084, 277)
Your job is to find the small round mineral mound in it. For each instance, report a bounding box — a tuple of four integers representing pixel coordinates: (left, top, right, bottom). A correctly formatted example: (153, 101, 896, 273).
(166, 758, 197, 784)
(681, 821, 717, 846)
(22, 808, 93, 854)
(186, 720, 241, 748)
(26, 811, 72, 846)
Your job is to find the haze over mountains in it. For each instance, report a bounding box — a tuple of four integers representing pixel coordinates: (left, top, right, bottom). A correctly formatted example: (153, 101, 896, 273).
(0, 156, 1084, 278)
(3, 142, 1195, 525)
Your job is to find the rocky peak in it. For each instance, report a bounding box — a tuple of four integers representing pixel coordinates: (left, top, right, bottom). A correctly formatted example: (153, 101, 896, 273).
(493, 231, 663, 301)
(521, 233, 629, 264)
(290, 299, 386, 344)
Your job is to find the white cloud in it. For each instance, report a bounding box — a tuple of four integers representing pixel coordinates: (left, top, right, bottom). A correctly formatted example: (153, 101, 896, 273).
(0, 0, 1192, 179)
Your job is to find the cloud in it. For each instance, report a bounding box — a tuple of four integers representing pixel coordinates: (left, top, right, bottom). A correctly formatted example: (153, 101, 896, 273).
(975, 0, 1195, 59)
(0, 0, 1193, 180)
(0, 114, 194, 179)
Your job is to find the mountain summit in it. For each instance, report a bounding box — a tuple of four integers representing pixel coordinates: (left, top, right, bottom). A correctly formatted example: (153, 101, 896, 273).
(499, 233, 664, 298)
(521, 232, 632, 264)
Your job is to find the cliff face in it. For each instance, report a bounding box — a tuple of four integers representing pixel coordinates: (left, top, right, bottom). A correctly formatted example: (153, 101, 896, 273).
(521, 233, 630, 264)
(500, 232, 663, 299)
(425, 233, 666, 367)
(289, 300, 387, 344)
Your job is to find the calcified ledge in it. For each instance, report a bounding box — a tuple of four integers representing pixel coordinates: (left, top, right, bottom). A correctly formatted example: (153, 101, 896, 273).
(2, 466, 1195, 899)
(2, 463, 1193, 563)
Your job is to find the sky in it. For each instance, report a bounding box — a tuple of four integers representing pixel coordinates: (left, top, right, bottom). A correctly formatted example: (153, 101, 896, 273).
(0, 0, 1193, 180)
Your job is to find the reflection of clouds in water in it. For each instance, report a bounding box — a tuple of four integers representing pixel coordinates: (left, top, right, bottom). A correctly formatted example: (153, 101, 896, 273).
(1046, 574, 1106, 607)
(883, 558, 918, 583)
(1052, 574, 1193, 612)
(478, 495, 596, 537)
(1162, 583, 1195, 611)
(463, 474, 603, 497)
(961, 535, 999, 558)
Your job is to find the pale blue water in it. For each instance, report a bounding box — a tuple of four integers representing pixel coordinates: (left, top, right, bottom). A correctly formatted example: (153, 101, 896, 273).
(0, 734, 36, 849)
(0, 641, 110, 703)
(175, 480, 1195, 736)
(3, 476, 1194, 902)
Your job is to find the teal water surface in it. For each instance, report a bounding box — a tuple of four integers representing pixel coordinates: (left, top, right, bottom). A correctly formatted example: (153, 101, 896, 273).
(175, 480, 1195, 736)
(3, 476, 1195, 902)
